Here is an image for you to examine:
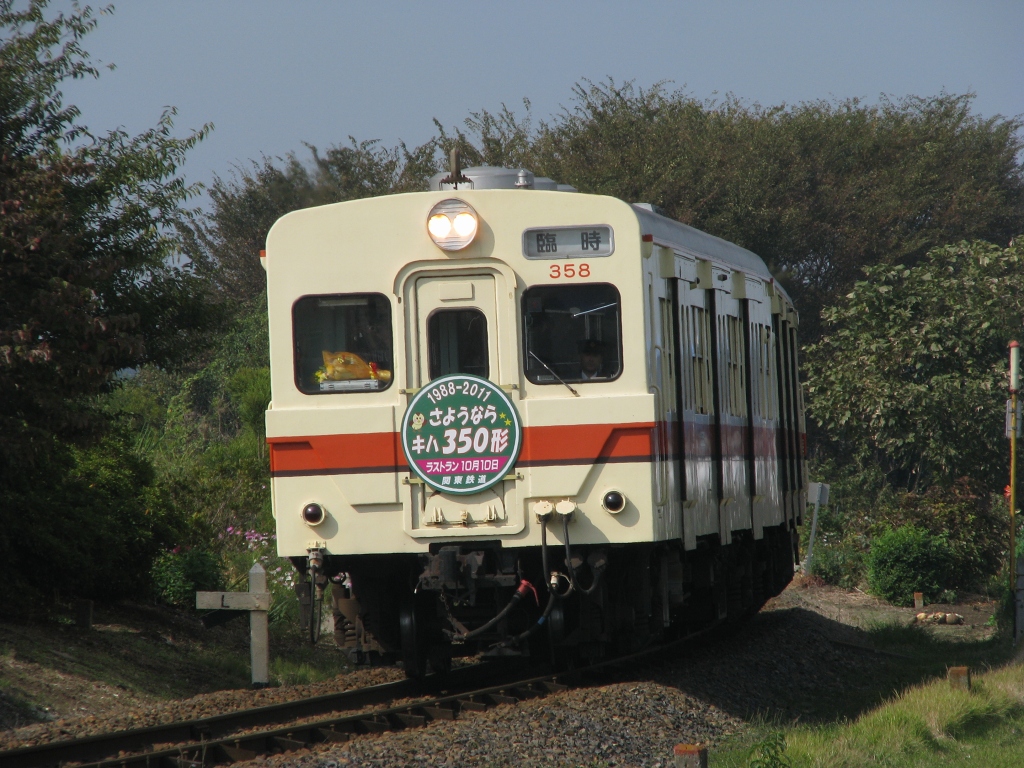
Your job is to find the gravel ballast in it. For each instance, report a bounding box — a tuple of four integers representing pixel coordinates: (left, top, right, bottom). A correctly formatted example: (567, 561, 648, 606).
(231, 588, 901, 767)
(4, 580, 979, 766)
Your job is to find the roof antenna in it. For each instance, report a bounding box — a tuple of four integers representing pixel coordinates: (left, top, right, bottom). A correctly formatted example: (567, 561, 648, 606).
(439, 148, 471, 190)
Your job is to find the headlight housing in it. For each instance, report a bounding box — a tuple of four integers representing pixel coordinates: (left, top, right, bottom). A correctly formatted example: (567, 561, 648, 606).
(427, 198, 478, 251)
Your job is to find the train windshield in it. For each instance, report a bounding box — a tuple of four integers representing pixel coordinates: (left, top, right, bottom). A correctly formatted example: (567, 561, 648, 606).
(522, 284, 622, 384)
(292, 294, 394, 394)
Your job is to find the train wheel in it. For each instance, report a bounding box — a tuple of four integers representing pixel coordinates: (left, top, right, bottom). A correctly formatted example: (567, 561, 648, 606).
(399, 596, 428, 679)
(546, 601, 573, 669)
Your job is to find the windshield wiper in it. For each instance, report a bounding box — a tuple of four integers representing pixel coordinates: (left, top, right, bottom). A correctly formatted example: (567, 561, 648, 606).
(528, 351, 579, 397)
(572, 302, 617, 318)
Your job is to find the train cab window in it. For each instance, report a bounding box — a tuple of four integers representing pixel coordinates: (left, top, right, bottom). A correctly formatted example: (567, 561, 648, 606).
(292, 294, 393, 394)
(522, 284, 622, 384)
(428, 309, 489, 379)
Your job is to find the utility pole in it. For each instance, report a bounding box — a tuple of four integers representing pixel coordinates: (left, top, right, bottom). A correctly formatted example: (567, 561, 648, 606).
(1009, 341, 1019, 643)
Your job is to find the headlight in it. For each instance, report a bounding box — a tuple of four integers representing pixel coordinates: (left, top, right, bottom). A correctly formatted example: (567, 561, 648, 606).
(452, 211, 477, 237)
(427, 199, 478, 251)
(428, 213, 452, 239)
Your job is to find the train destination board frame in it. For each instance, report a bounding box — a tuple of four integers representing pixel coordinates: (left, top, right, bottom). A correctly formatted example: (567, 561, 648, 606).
(401, 374, 523, 496)
(523, 225, 614, 259)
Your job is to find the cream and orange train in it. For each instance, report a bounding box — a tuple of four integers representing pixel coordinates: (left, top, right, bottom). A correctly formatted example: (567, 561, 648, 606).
(264, 164, 806, 675)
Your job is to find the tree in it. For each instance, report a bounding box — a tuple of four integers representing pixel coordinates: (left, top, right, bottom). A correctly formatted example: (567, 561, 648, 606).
(804, 239, 1024, 493)
(0, 1, 213, 607)
(0, 1, 212, 469)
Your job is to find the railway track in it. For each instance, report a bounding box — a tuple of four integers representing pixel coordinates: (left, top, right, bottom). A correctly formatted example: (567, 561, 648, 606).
(0, 631, 707, 768)
(0, 659, 555, 768)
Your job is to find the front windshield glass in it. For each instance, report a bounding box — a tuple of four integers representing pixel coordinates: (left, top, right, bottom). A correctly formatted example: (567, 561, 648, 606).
(522, 284, 622, 384)
(292, 293, 393, 394)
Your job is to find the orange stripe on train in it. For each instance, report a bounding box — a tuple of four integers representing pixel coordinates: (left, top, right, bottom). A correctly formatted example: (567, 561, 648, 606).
(267, 421, 803, 476)
(268, 422, 658, 475)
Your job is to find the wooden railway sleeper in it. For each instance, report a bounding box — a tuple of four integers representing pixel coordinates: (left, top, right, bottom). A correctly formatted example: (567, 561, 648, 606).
(317, 726, 353, 742)
(395, 711, 428, 727)
(422, 703, 457, 720)
(457, 696, 490, 712)
(487, 691, 519, 705)
(271, 734, 310, 751)
(357, 716, 391, 733)
(220, 742, 259, 761)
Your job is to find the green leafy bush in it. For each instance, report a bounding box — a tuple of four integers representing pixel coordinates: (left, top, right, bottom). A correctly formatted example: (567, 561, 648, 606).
(867, 526, 957, 606)
(809, 542, 866, 590)
(801, 461, 1007, 594)
(152, 548, 224, 607)
(888, 482, 1008, 590)
(0, 431, 190, 612)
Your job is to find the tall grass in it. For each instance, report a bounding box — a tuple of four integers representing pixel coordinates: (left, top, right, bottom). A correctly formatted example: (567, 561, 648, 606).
(779, 665, 1024, 767)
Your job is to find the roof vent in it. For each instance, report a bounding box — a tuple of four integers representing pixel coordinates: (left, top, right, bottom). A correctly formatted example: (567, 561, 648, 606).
(429, 165, 574, 192)
(515, 169, 534, 189)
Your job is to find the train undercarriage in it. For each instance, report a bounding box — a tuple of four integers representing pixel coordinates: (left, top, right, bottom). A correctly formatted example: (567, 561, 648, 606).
(292, 520, 798, 677)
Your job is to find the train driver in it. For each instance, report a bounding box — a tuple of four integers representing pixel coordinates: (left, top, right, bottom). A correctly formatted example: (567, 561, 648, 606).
(579, 338, 607, 380)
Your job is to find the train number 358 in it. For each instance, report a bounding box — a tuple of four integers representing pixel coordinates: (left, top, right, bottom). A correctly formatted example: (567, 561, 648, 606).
(549, 263, 591, 279)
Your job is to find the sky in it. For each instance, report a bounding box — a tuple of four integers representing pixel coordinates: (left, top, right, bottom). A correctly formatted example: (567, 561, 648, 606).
(57, 1, 1024, 206)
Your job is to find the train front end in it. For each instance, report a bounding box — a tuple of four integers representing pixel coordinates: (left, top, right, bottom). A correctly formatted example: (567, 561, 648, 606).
(265, 168, 664, 673)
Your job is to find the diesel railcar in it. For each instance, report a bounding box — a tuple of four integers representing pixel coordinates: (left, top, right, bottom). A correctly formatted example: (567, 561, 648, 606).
(264, 163, 807, 675)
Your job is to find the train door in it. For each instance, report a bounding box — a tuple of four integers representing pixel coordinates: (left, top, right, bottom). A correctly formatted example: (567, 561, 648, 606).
(787, 316, 807, 525)
(399, 268, 524, 539)
(742, 278, 782, 538)
(411, 274, 500, 385)
(708, 267, 751, 544)
(774, 313, 798, 531)
(774, 311, 806, 529)
(678, 283, 718, 547)
(645, 267, 678, 540)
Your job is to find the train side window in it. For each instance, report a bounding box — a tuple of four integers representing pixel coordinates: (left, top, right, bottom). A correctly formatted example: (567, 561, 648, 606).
(428, 309, 489, 379)
(292, 293, 394, 394)
(689, 305, 713, 415)
(720, 314, 747, 418)
(522, 283, 622, 384)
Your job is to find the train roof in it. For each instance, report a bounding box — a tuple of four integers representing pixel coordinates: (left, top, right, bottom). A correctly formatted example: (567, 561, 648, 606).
(631, 204, 773, 281)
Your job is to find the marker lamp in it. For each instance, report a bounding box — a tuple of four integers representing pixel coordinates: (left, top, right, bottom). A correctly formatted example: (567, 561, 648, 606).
(302, 503, 326, 526)
(427, 199, 478, 251)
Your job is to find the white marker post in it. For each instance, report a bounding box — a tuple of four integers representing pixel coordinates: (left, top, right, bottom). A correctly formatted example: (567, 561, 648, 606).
(803, 482, 829, 575)
(197, 563, 272, 687)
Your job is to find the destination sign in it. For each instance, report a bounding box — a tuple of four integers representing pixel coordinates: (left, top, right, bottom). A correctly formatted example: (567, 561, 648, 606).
(522, 225, 614, 259)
